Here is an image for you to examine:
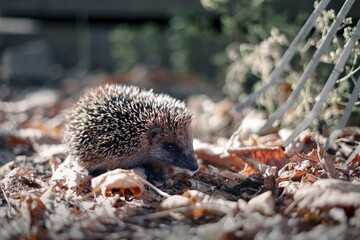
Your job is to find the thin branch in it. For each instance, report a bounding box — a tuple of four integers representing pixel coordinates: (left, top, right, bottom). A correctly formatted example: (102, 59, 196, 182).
(125, 203, 234, 223)
(0, 183, 19, 218)
(336, 65, 360, 83)
(135, 174, 171, 198)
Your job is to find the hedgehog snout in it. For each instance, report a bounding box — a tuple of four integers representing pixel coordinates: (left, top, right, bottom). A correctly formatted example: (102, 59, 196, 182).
(182, 152, 198, 171)
(187, 158, 199, 171)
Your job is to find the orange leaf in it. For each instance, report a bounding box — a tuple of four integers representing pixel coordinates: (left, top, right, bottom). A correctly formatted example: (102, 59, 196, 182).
(228, 146, 289, 169)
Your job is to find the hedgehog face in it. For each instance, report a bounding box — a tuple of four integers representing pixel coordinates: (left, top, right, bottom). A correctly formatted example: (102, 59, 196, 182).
(148, 125, 198, 171)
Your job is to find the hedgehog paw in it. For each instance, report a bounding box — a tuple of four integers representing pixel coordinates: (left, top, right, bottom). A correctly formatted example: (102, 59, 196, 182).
(145, 168, 165, 182)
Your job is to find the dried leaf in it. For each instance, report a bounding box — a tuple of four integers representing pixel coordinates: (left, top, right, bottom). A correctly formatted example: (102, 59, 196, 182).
(0, 89, 59, 113)
(196, 215, 237, 239)
(33, 144, 67, 163)
(228, 146, 289, 170)
(161, 195, 191, 209)
(161, 190, 237, 218)
(345, 153, 360, 168)
(20, 193, 46, 224)
(247, 191, 275, 215)
(316, 143, 337, 179)
(50, 156, 90, 193)
(23, 122, 63, 140)
(293, 179, 360, 213)
(194, 139, 244, 169)
(91, 168, 145, 198)
(6, 134, 33, 151)
(277, 151, 320, 183)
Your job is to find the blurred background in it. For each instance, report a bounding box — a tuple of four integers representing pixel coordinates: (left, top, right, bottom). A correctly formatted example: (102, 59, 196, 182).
(0, 0, 317, 89)
(0, 0, 359, 139)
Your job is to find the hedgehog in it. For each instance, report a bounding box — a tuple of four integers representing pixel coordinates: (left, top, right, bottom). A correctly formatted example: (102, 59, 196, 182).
(64, 84, 198, 180)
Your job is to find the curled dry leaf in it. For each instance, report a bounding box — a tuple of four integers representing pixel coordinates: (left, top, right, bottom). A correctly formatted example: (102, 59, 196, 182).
(226, 173, 265, 200)
(293, 179, 360, 213)
(229, 132, 282, 150)
(316, 143, 337, 179)
(185, 189, 239, 213)
(91, 168, 145, 198)
(218, 169, 247, 180)
(5, 134, 33, 153)
(0, 167, 42, 198)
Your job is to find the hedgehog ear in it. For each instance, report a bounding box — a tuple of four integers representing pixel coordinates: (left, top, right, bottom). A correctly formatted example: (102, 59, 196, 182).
(148, 125, 163, 143)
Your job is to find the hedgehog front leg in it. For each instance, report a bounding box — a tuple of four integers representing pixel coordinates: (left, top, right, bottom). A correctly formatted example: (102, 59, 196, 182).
(88, 167, 107, 177)
(143, 163, 165, 182)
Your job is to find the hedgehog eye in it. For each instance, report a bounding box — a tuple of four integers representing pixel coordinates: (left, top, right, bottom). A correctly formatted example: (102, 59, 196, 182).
(163, 142, 177, 152)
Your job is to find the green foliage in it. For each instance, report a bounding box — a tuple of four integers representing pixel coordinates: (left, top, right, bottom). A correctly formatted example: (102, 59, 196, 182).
(168, 15, 225, 74)
(109, 16, 227, 75)
(109, 23, 161, 73)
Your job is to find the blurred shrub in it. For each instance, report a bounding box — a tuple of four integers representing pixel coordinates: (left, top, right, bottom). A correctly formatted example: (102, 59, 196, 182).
(201, 0, 307, 100)
(109, 15, 227, 76)
(110, 23, 161, 72)
(203, 0, 359, 128)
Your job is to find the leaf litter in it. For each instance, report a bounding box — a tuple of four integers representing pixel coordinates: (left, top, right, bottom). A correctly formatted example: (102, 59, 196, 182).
(0, 80, 359, 239)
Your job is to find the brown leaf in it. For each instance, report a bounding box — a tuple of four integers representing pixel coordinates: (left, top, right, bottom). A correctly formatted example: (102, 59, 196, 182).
(6, 135, 33, 152)
(23, 122, 63, 140)
(194, 140, 244, 169)
(277, 160, 317, 182)
(316, 143, 337, 179)
(228, 146, 289, 170)
(19, 193, 46, 227)
(277, 150, 322, 183)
